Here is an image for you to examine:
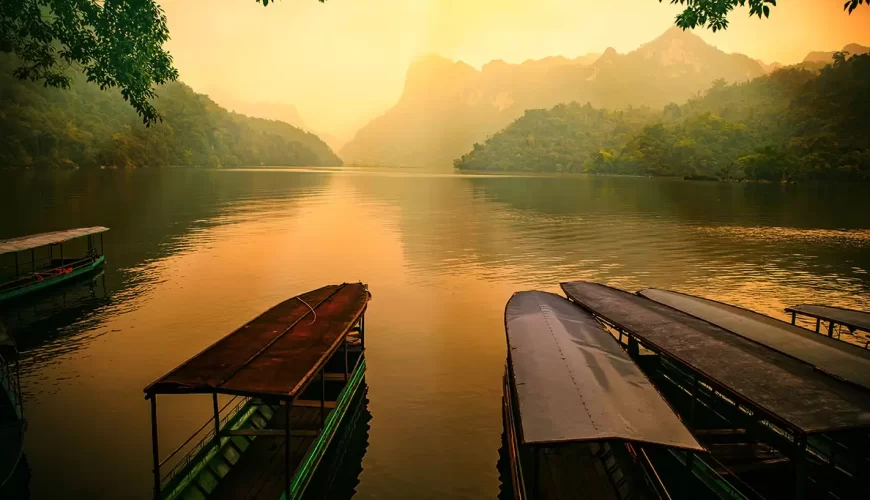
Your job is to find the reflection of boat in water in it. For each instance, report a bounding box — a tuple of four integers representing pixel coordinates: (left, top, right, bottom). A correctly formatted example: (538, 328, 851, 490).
(144, 283, 370, 500)
(0, 324, 25, 491)
(0, 270, 109, 352)
(500, 291, 741, 500)
(563, 281, 870, 500)
(301, 388, 371, 500)
(0, 227, 108, 304)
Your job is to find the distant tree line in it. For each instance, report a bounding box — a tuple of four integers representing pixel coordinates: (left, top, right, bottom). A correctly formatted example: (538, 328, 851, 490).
(454, 53, 870, 182)
(0, 55, 342, 169)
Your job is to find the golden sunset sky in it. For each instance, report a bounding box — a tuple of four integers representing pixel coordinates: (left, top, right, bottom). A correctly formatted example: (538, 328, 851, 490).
(159, 0, 870, 138)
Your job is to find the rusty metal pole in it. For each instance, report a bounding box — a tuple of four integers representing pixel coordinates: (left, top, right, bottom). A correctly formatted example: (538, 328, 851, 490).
(815, 317, 820, 333)
(150, 395, 161, 500)
(791, 311, 796, 325)
(828, 321, 835, 338)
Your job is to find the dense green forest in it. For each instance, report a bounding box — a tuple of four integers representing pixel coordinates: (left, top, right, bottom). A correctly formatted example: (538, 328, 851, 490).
(0, 56, 342, 169)
(454, 54, 870, 181)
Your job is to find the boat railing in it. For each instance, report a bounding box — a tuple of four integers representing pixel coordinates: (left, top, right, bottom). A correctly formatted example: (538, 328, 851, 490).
(0, 252, 102, 293)
(633, 445, 673, 500)
(158, 394, 251, 489)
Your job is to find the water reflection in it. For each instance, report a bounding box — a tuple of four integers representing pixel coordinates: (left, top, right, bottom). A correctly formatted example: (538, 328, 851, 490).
(0, 169, 867, 499)
(304, 388, 372, 500)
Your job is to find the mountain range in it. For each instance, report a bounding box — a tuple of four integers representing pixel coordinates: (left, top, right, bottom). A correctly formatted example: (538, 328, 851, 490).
(803, 43, 870, 64)
(339, 28, 769, 167)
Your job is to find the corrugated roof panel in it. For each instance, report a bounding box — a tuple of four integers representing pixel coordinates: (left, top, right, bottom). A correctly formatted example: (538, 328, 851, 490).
(144, 283, 369, 399)
(505, 291, 703, 451)
(562, 281, 870, 435)
(639, 289, 870, 391)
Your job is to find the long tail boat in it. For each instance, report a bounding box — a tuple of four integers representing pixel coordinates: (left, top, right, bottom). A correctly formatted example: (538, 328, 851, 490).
(502, 290, 745, 499)
(0, 227, 109, 303)
(563, 281, 870, 500)
(143, 283, 370, 500)
(0, 324, 25, 489)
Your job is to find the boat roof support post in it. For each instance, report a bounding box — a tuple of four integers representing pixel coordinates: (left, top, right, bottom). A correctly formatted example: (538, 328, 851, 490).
(150, 395, 161, 500)
(101, 233, 104, 255)
(285, 400, 291, 498)
(320, 367, 325, 429)
(212, 393, 221, 451)
(795, 434, 807, 500)
(14, 252, 18, 277)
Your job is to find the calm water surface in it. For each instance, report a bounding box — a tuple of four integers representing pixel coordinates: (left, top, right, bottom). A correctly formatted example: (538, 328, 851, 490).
(1, 168, 869, 499)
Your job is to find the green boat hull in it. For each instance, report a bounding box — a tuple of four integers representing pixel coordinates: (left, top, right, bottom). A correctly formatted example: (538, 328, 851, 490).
(161, 356, 367, 500)
(0, 256, 105, 304)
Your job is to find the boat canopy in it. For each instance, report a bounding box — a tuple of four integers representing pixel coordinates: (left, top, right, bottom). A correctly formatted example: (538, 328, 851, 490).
(0, 226, 109, 255)
(639, 289, 870, 391)
(504, 291, 703, 451)
(786, 304, 870, 333)
(144, 283, 369, 400)
(563, 282, 870, 435)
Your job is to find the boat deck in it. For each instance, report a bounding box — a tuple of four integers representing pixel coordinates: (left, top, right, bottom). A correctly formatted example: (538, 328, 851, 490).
(211, 405, 319, 500)
(537, 444, 621, 500)
(638, 288, 870, 390)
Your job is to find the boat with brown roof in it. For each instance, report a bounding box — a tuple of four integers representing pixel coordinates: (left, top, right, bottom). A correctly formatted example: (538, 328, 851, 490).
(143, 282, 370, 500)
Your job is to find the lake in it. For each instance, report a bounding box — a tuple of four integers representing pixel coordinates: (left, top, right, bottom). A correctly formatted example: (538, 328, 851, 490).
(1, 168, 869, 499)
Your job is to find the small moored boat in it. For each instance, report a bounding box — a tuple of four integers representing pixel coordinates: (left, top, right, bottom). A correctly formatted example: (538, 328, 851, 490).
(143, 283, 370, 500)
(785, 303, 870, 348)
(0, 227, 109, 303)
(502, 290, 713, 499)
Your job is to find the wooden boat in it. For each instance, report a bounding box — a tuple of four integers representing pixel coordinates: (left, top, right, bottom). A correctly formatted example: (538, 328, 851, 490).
(0, 324, 25, 489)
(0, 227, 109, 303)
(563, 281, 870, 500)
(502, 290, 718, 500)
(637, 288, 870, 390)
(143, 283, 370, 500)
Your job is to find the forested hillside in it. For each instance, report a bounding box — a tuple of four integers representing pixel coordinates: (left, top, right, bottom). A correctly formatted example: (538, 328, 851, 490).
(454, 53, 870, 182)
(0, 56, 342, 168)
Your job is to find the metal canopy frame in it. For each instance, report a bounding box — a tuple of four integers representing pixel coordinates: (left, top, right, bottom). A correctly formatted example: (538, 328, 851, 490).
(143, 283, 369, 500)
(786, 304, 870, 348)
